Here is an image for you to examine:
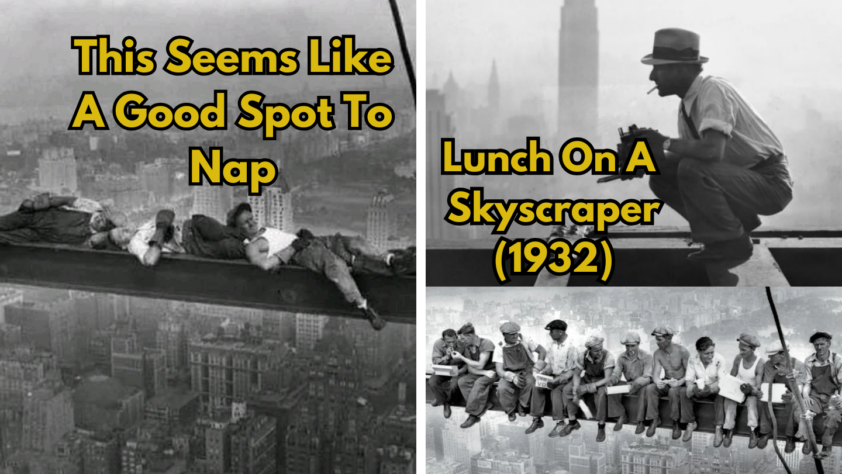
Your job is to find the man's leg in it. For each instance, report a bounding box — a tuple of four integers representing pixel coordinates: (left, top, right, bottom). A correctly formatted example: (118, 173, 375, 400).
(518, 374, 535, 412)
(459, 374, 494, 429)
(547, 384, 569, 437)
(530, 387, 548, 418)
(0, 228, 39, 244)
(822, 406, 841, 449)
(0, 210, 34, 232)
(497, 378, 520, 417)
(723, 398, 738, 431)
(187, 215, 245, 259)
(674, 158, 792, 245)
(428, 375, 454, 406)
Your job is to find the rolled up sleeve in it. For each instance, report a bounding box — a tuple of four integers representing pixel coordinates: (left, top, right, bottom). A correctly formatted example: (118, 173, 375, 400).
(697, 83, 736, 138)
(685, 358, 697, 382)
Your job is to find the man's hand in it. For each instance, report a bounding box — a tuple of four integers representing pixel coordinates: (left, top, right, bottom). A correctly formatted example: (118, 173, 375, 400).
(667, 379, 683, 388)
(513, 374, 525, 388)
(698, 387, 711, 398)
(804, 397, 819, 413)
(576, 385, 588, 396)
(781, 391, 793, 403)
(534, 360, 547, 372)
(628, 381, 639, 393)
(740, 383, 754, 395)
(483, 370, 496, 379)
(656, 380, 667, 390)
(634, 129, 669, 162)
(606, 378, 616, 388)
(451, 352, 463, 361)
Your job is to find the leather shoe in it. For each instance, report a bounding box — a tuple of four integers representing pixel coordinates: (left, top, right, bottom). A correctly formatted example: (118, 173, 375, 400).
(688, 234, 753, 262)
(723, 429, 733, 448)
(549, 421, 567, 438)
(614, 414, 627, 432)
(508, 412, 517, 422)
(635, 422, 646, 435)
(803, 439, 813, 455)
(559, 421, 581, 437)
(748, 430, 758, 449)
(784, 437, 795, 454)
(518, 406, 527, 417)
(683, 422, 697, 442)
(443, 404, 451, 419)
(671, 422, 681, 440)
(822, 445, 833, 458)
(596, 425, 606, 442)
(460, 416, 480, 429)
(525, 418, 544, 434)
(647, 418, 660, 438)
(756, 432, 769, 450)
(713, 426, 723, 447)
(361, 306, 386, 331)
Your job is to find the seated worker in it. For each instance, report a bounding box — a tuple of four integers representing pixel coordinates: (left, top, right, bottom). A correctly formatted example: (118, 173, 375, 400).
(758, 341, 807, 452)
(453, 323, 497, 429)
(637, 28, 792, 262)
(230, 203, 403, 331)
(429, 328, 464, 419)
(493, 322, 547, 422)
(607, 332, 653, 435)
(641, 326, 690, 438)
(794, 332, 842, 457)
(683, 337, 728, 444)
(723, 333, 764, 449)
(561, 336, 619, 442)
(526, 319, 579, 437)
(0, 193, 124, 246)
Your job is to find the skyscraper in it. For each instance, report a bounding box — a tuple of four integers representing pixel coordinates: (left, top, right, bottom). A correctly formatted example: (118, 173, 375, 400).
(22, 384, 74, 453)
(192, 185, 234, 224)
(488, 60, 500, 112)
(248, 173, 294, 232)
(558, 0, 599, 142)
(295, 314, 327, 351)
(427, 90, 456, 241)
(367, 190, 398, 251)
(38, 147, 78, 194)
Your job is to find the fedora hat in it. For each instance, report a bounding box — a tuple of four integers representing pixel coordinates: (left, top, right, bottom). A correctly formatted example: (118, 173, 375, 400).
(641, 28, 709, 65)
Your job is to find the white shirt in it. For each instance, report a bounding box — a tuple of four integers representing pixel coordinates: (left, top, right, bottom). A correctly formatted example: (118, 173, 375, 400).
(544, 337, 578, 376)
(685, 352, 728, 385)
(127, 218, 184, 262)
(245, 228, 297, 256)
(681, 75, 784, 169)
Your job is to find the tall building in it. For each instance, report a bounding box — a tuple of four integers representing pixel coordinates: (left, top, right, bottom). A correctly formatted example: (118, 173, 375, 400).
(156, 318, 189, 374)
(81, 432, 121, 474)
(5, 300, 78, 365)
(620, 441, 690, 474)
(111, 347, 166, 399)
(557, 0, 599, 141)
(229, 412, 277, 474)
(21, 384, 74, 453)
(0, 288, 24, 323)
(248, 174, 293, 232)
(38, 147, 78, 193)
(295, 314, 327, 351)
(367, 191, 399, 251)
(488, 60, 500, 111)
(0, 348, 59, 408)
(137, 161, 171, 203)
(427, 90, 456, 241)
(570, 452, 605, 474)
(73, 375, 145, 433)
(441, 416, 481, 469)
(470, 450, 536, 474)
(192, 185, 234, 224)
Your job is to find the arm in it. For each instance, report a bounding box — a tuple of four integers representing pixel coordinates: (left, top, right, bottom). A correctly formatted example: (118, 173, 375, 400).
(535, 344, 547, 361)
(754, 357, 765, 395)
(571, 368, 582, 400)
(685, 359, 697, 397)
(637, 354, 654, 386)
(245, 241, 282, 271)
(609, 357, 625, 385)
(495, 361, 509, 381)
(730, 355, 740, 377)
(666, 130, 728, 163)
(652, 353, 663, 385)
(431, 341, 450, 366)
(597, 367, 614, 389)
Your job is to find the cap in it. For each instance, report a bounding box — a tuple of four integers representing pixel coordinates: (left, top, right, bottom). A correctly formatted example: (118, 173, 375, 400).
(620, 332, 641, 345)
(500, 322, 520, 335)
(737, 333, 761, 349)
(585, 335, 604, 349)
(766, 341, 788, 355)
(651, 326, 676, 337)
(810, 332, 833, 344)
(545, 320, 568, 331)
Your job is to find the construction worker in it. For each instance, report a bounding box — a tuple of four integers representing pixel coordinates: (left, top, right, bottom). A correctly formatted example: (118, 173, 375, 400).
(559, 335, 618, 442)
(607, 332, 653, 435)
(723, 333, 764, 449)
(638, 28, 792, 261)
(683, 337, 728, 444)
(453, 323, 497, 429)
(429, 328, 464, 420)
(641, 326, 690, 438)
(795, 332, 842, 457)
(493, 322, 547, 422)
(526, 320, 578, 437)
(758, 341, 807, 452)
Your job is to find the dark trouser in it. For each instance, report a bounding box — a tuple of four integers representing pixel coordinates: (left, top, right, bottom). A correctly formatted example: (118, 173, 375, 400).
(682, 392, 726, 426)
(291, 239, 364, 305)
(608, 381, 647, 423)
(458, 374, 496, 417)
(643, 384, 683, 422)
(649, 155, 792, 244)
(789, 395, 841, 445)
(428, 375, 458, 405)
(0, 208, 91, 245)
(498, 374, 535, 415)
(530, 382, 570, 421)
(563, 384, 623, 422)
(181, 215, 246, 259)
(759, 401, 797, 437)
(316, 234, 393, 276)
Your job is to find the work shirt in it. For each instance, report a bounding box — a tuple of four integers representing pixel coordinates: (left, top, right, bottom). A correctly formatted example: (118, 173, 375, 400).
(62, 197, 106, 234)
(680, 75, 784, 168)
(611, 349, 653, 384)
(804, 352, 842, 386)
(127, 218, 184, 263)
(431, 338, 461, 366)
(685, 352, 728, 385)
(492, 337, 539, 365)
(763, 358, 808, 386)
(543, 337, 578, 377)
(575, 349, 615, 372)
(460, 337, 496, 371)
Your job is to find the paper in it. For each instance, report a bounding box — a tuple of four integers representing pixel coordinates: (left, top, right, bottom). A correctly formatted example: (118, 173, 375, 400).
(718, 375, 746, 403)
(578, 400, 594, 419)
(432, 365, 458, 377)
(760, 383, 788, 403)
(535, 374, 553, 389)
(606, 384, 631, 395)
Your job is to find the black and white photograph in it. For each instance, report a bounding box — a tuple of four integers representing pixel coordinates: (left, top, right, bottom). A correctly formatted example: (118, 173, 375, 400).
(426, 287, 842, 474)
(426, 0, 842, 287)
(0, 0, 417, 472)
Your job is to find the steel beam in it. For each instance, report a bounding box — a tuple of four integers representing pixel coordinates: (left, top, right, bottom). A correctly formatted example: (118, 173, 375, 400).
(0, 243, 415, 324)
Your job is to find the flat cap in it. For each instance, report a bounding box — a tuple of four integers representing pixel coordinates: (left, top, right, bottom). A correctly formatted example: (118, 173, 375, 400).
(620, 332, 641, 345)
(585, 335, 604, 348)
(500, 322, 520, 334)
(737, 333, 761, 348)
(810, 332, 833, 343)
(766, 341, 788, 355)
(545, 320, 568, 331)
(651, 326, 675, 337)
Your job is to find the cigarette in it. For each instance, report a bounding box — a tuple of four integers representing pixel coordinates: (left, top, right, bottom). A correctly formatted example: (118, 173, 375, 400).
(647, 86, 657, 95)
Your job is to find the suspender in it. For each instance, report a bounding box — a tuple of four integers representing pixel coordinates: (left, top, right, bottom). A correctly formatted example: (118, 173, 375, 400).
(680, 101, 701, 140)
